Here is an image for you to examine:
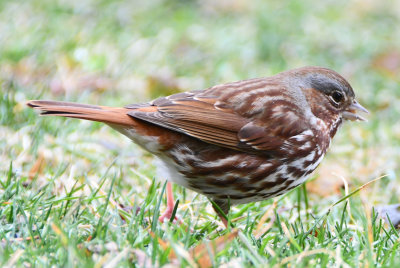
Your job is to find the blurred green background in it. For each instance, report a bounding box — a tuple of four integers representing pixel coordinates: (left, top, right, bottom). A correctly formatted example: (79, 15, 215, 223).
(1, 0, 400, 266)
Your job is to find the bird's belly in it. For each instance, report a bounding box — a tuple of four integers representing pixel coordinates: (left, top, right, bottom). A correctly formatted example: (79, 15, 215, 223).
(157, 147, 325, 204)
(114, 125, 326, 204)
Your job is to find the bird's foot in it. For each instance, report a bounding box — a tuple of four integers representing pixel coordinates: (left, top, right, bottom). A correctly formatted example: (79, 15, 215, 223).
(158, 205, 178, 223)
(158, 182, 179, 223)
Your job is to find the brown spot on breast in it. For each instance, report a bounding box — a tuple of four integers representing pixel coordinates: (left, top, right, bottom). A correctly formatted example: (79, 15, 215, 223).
(284, 179, 294, 186)
(287, 166, 304, 178)
(260, 180, 278, 189)
(275, 176, 287, 185)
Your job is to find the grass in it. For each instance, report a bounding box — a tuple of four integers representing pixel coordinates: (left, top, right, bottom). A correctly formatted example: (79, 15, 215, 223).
(1, 0, 400, 266)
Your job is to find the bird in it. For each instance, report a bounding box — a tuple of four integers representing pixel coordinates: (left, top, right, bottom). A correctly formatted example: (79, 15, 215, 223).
(27, 66, 368, 226)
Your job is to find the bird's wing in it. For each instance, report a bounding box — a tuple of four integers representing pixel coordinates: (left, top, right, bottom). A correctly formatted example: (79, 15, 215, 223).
(126, 84, 307, 154)
(126, 91, 248, 150)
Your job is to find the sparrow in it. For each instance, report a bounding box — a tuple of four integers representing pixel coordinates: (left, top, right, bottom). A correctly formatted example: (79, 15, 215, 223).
(27, 66, 368, 226)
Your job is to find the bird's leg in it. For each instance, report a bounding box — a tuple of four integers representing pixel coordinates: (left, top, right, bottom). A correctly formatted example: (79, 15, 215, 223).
(220, 215, 228, 228)
(212, 199, 230, 227)
(158, 182, 177, 223)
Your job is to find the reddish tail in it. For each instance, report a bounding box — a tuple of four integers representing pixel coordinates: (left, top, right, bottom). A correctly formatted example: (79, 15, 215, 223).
(27, 100, 134, 126)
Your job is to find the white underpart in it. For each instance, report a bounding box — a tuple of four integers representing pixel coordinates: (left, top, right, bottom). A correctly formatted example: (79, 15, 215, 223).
(155, 157, 191, 188)
(111, 126, 162, 154)
(109, 125, 194, 187)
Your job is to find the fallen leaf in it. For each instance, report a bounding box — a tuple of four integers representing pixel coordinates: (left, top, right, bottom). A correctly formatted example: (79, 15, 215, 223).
(191, 230, 239, 268)
(307, 163, 347, 197)
(150, 229, 238, 267)
(1, 235, 40, 243)
(28, 153, 45, 181)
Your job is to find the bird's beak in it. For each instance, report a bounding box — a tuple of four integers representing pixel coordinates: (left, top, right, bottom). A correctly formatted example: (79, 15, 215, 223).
(342, 100, 369, 121)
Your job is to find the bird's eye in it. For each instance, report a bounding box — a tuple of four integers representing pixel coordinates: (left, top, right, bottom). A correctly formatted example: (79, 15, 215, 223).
(331, 91, 344, 104)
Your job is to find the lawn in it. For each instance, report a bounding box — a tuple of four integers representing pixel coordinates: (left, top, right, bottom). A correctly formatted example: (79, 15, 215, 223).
(1, 0, 400, 266)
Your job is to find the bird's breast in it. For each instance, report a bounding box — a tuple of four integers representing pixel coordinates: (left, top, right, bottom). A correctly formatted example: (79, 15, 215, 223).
(156, 142, 327, 204)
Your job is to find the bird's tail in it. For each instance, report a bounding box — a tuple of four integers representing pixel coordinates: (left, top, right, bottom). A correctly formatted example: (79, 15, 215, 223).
(27, 100, 134, 126)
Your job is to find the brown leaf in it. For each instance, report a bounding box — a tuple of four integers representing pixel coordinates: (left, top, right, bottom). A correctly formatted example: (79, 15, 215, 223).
(28, 153, 45, 181)
(150, 229, 238, 267)
(191, 230, 238, 268)
(1, 235, 40, 243)
(307, 163, 347, 197)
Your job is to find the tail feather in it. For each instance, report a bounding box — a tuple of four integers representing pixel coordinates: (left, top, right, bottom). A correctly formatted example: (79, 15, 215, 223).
(27, 100, 135, 126)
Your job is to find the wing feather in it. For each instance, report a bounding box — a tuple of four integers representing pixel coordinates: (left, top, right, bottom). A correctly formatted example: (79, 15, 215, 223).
(126, 84, 307, 154)
(128, 97, 246, 150)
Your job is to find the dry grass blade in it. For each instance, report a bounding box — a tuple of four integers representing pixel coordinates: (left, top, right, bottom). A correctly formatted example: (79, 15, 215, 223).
(152, 230, 238, 267)
(328, 175, 387, 210)
(255, 201, 277, 238)
(3, 249, 24, 268)
(273, 248, 350, 268)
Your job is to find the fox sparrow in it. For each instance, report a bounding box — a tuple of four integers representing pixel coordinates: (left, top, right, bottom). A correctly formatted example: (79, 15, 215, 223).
(27, 66, 368, 225)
